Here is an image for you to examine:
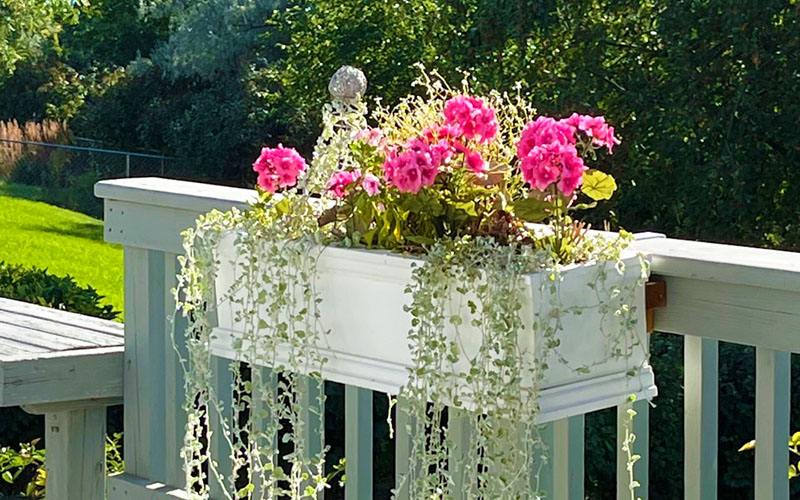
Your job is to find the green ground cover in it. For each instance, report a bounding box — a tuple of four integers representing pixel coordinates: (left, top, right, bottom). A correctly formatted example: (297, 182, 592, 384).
(0, 182, 123, 318)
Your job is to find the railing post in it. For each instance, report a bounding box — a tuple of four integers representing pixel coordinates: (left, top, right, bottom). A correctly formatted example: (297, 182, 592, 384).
(43, 408, 107, 500)
(394, 394, 413, 500)
(448, 408, 471, 499)
(540, 415, 585, 500)
(345, 386, 373, 499)
(684, 336, 718, 500)
(755, 348, 791, 500)
(125, 154, 130, 177)
(210, 356, 234, 498)
(122, 248, 169, 482)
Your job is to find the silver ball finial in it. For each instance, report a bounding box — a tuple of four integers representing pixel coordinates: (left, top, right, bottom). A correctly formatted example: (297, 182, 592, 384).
(328, 66, 367, 102)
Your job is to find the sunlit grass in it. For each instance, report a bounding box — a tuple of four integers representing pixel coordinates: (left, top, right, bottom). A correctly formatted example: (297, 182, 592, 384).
(0, 182, 124, 318)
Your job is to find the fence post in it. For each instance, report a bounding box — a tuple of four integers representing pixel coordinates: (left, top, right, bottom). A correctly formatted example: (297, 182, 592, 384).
(126, 154, 130, 177)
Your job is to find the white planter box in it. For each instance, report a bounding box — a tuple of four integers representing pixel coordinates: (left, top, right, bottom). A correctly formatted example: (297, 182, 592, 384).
(211, 233, 657, 423)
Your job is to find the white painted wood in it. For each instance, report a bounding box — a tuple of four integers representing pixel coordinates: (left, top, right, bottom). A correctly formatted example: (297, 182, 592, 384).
(164, 254, 188, 488)
(107, 473, 190, 500)
(95, 177, 255, 214)
(755, 348, 791, 500)
(213, 326, 655, 424)
(147, 249, 168, 483)
(0, 297, 124, 338)
(540, 416, 585, 500)
(447, 408, 470, 499)
(298, 375, 325, 499)
(23, 397, 121, 414)
(210, 355, 234, 499)
(652, 277, 800, 353)
(394, 394, 413, 500)
(0, 347, 122, 406)
(45, 408, 106, 500)
(123, 247, 152, 478)
(345, 385, 373, 500)
(633, 237, 800, 292)
(684, 336, 718, 500)
(103, 200, 218, 254)
(213, 237, 652, 420)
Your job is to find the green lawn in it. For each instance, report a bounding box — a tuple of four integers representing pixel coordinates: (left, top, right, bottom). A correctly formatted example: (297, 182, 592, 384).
(0, 182, 124, 318)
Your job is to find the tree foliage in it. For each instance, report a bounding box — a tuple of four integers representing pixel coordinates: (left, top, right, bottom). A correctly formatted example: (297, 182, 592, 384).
(0, 0, 86, 77)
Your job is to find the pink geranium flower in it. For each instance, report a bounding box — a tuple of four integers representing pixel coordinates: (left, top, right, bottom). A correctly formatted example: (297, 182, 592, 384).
(383, 150, 438, 193)
(464, 150, 487, 174)
(355, 128, 385, 148)
(519, 142, 586, 196)
(326, 169, 361, 198)
(563, 113, 621, 153)
(252, 144, 307, 193)
(362, 173, 381, 196)
(516, 117, 576, 159)
(443, 96, 499, 143)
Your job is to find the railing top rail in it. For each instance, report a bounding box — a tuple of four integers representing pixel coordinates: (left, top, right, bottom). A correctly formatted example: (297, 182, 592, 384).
(95, 177, 255, 214)
(634, 237, 800, 292)
(96, 177, 800, 293)
(0, 138, 175, 160)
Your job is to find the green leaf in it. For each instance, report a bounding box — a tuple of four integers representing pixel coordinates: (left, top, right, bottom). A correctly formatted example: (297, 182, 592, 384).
(405, 235, 435, 245)
(790, 431, 800, 447)
(401, 193, 444, 216)
(581, 169, 617, 201)
(2, 471, 12, 483)
(453, 201, 478, 216)
(512, 197, 552, 222)
(274, 197, 291, 215)
(572, 202, 598, 211)
(790, 463, 797, 479)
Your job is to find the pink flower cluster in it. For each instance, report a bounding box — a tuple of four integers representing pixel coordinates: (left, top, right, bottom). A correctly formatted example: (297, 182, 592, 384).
(383, 148, 439, 194)
(252, 144, 307, 194)
(442, 96, 499, 143)
(382, 96, 497, 193)
(516, 114, 620, 196)
(326, 169, 382, 198)
(563, 113, 621, 153)
(326, 169, 361, 198)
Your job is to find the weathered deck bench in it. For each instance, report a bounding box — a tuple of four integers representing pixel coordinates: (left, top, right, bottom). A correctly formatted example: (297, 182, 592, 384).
(0, 297, 124, 500)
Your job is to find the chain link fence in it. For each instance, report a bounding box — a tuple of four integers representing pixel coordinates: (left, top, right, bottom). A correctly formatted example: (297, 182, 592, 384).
(0, 138, 197, 217)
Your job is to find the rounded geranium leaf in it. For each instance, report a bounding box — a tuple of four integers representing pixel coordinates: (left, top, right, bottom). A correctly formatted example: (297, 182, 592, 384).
(581, 169, 617, 201)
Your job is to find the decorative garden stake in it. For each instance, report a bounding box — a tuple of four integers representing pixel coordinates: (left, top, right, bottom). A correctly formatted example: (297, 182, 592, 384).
(176, 66, 655, 500)
(328, 65, 368, 103)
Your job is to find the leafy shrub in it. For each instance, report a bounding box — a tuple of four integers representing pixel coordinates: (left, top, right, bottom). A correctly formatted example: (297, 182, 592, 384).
(0, 261, 119, 321)
(0, 433, 123, 498)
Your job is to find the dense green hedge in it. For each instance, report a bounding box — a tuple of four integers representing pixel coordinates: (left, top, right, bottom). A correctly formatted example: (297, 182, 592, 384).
(0, 261, 119, 320)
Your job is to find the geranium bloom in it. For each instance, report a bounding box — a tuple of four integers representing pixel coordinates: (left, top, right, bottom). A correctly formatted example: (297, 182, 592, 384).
(443, 96, 499, 143)
(383, 150, 438, 193)
(252, 144, 307, 193)
(355, 128, 385, 148)
(362, 173, 381, 196)
(520, 142, 586, 196)
(464, 150, 487, 174)
(326, 169, 361, 198)
(516, 117, 576, 159)
(563, 113, 621, 153)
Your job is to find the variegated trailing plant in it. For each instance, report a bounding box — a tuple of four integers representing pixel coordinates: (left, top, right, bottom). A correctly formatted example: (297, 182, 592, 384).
(175, 66, 649, 499)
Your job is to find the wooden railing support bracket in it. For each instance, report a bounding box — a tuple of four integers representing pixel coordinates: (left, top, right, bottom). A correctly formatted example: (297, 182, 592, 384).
(645, 280, 667, 333)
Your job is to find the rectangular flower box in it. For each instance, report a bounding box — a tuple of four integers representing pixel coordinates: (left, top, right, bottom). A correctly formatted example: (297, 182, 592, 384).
(210, 232, 657, 423)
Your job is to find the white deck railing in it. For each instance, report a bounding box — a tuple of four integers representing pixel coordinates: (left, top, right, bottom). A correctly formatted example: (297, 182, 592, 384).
(95, 177, 799, 500)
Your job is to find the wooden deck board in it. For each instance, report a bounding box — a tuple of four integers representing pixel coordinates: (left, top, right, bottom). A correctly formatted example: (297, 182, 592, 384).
(0, 298, 124, 407)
